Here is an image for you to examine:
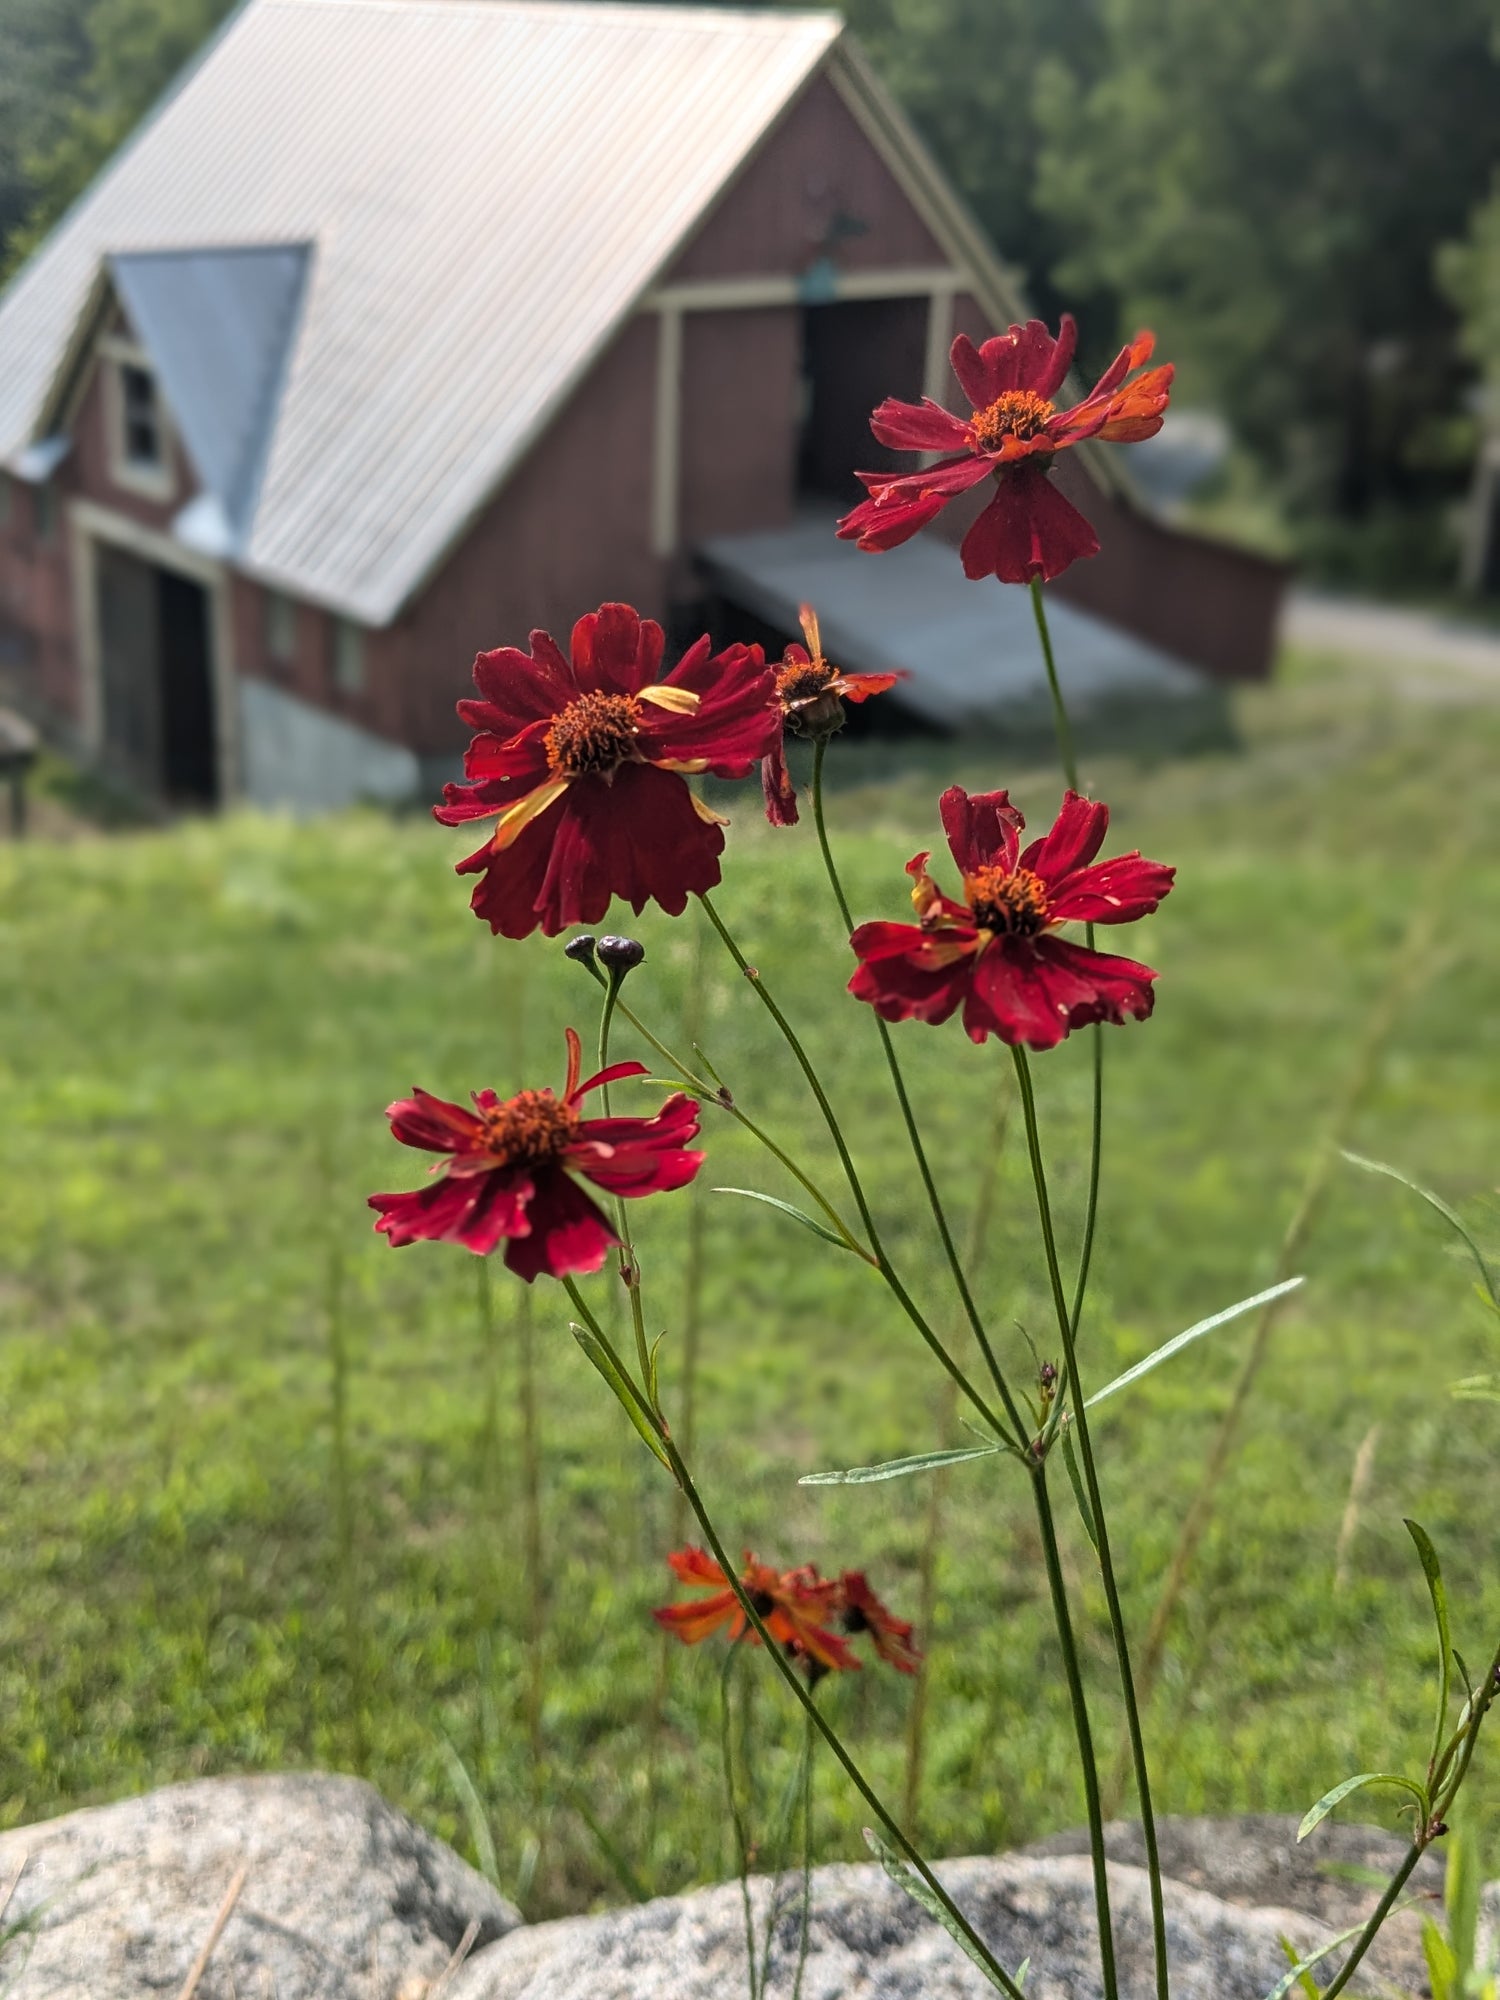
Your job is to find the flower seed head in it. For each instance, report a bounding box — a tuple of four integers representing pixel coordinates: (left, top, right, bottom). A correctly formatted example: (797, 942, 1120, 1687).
(598, 934, 646, 972)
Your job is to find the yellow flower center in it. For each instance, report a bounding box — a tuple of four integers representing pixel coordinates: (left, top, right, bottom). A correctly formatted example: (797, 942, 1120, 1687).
(969, 389, 1056, 454)
(478, 1089, 580, 1166)
(545, 692, 642, 776)
(965, 865, 1052, 938)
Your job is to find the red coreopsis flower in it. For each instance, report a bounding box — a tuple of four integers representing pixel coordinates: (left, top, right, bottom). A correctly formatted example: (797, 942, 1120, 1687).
(368, 1028, 703, 1281)
(435, 603, 779, 938)
(653, 1548, 860, 1676)
(836, 1571, 922, 1674)
(836, 317, 1173, 585)
(761, 604, 903, 827)
(849, 787, 1175, 1050)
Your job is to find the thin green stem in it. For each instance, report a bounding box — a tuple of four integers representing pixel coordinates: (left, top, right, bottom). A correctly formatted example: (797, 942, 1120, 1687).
(793, 1703, 815, 2000)
(1316, 1844, 1424, 2000)
(558, 1276, 1025, 2000)
(720, 1647, 760, 1999)
(697, 887, 1014, 1444)
(598, 969, 654, 1390)
(809, 740, 1029, 1443)
(1031, 1464, 1119, 2000)
(1027, 578, 1102, 1341)
(1029, 577, 1078, 791)
(598, 981, 871, 1262)
(1011, 1045, 1168, 2000)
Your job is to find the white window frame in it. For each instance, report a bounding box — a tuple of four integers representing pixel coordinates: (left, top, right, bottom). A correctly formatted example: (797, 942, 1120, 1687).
(100, 335, 176, 502)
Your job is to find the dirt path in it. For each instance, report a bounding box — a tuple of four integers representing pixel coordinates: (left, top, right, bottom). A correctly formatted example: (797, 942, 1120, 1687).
(1285, 591, 1500, 692)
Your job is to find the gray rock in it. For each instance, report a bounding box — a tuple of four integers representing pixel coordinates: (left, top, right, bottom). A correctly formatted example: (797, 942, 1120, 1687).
(0, 1772, 520, 1999)
(1028, 1814, 1443, 1994)
(445, 1852, 1332, 2000)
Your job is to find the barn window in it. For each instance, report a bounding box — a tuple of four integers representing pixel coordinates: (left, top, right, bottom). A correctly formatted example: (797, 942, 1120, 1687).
(265, 590, 297, 664)
(333, 618, 365, 694)
(107, 347, 173, 499)
(34, 481, 57, 545)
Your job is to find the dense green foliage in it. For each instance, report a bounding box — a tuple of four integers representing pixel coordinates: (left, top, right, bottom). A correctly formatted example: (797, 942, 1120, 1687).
(1, 652, 1497, 1914)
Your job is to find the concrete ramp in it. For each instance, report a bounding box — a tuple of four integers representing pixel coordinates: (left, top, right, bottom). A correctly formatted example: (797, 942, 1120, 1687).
(697, 516, 1204, 729)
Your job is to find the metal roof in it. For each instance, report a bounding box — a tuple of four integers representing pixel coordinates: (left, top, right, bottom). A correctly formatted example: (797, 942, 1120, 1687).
(0, 0, 844, 624)
(111, 243, 311, 537)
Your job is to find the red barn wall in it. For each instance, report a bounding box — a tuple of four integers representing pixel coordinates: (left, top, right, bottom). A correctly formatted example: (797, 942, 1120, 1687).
(665, 74, 945, 281)
(377, 313, 661, 759)
(678, 307, 801, 544)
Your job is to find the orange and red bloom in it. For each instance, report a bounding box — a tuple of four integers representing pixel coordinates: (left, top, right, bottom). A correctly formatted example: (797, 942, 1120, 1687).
(849, 787, 1174, 1050)
(369, 1028, 703, 1280)
(761, 604, 902, 827)
(654, 1548, 921, 1678)
(436, 602, 778, 937)
(836, 316, 1173, 585)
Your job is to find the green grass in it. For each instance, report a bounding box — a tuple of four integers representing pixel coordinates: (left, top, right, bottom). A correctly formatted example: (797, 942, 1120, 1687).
(0, 648, 1497, 1918)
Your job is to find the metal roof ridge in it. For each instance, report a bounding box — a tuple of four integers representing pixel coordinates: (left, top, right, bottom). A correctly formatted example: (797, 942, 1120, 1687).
(267, 0, 843, 26)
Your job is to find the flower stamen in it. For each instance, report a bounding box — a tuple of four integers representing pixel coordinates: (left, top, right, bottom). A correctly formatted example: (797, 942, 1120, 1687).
(545, 691, 642, 776)
(476, 1089, 580, 1166)
(966, 864, 1052, 938)
(969, 388, 1056, 455)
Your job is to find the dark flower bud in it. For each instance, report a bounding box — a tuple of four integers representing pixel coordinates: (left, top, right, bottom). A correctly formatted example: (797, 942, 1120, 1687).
(563, 934, 597, 964)
(1040, 1360, 1058, 1389)
(597, 934, 646, 972)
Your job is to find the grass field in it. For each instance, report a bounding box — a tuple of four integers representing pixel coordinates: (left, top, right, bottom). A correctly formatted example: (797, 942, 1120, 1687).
(1, 646, 1497, 1918)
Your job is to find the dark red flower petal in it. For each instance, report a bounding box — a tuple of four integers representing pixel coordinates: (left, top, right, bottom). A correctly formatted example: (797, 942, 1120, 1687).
(369, 1165, 534, 1255)
(501, 1165, 620, 1282)
(1019, 790, 1109, 885)
(963, 935, 1157, 1049)
(847, 921, 976, 1026)
(1047, 852, 1177, 927)
(869, 395, 975, 453)
(569, 602, 664, 697)
(959, 468, 1101, 584)
(568, 1092, 704, 1197)
(459, 631, 578, 738)
(761, 741, 799, 826)
(636, 639, 777, 776)
(940, 785, 1024, 877)
(949, 317, 1077, 410)
(456, 792, 564, 939)
(384, 1086, 489, 1156)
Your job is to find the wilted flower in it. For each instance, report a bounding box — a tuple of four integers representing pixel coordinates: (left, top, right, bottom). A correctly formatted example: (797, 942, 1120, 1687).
(369, 1029, 703, 1280)
(762, 604, 902, 827)
(836, 1571, 922, 1673)
(849, 787, 1174, 1049)
(836, 317, 1172, 585)
(653, 1548, 860, 1675)
(436, 603, 778, 937)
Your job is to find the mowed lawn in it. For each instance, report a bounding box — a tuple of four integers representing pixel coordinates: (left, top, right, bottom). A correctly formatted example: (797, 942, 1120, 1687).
(1, 648, 1497, 1916)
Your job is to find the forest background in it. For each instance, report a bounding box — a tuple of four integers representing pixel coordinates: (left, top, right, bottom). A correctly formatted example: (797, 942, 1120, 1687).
(3, 0, 1500, 596)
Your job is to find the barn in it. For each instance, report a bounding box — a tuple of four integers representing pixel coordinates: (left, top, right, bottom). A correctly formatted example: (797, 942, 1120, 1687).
(0, 0, 1286, 811)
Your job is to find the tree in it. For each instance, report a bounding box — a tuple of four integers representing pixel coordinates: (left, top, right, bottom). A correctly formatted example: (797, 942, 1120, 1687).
(0, 0, 92, 268)
(1034, 0, 1500, 525)
(5, 0, 236, 273)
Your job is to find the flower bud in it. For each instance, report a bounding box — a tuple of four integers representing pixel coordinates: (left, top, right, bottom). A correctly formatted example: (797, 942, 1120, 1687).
(597, 934, 646, 972)
(563, 934, 597, 965)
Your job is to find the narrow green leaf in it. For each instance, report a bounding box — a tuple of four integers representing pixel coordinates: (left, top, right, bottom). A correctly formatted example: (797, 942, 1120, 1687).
(1444, 1824, 1481, 1979)
(862, 1827, 1017, 1995)
(1278, 1932, 1322, 2000)
(712, 1186, 858, 1253)
(800, 1444, 1001, 1487)
(1342, 1152, 1498, 1310)
(1014, 1958, 1030, 1990)
(1406, 1518, 1452, 1778)
(440, 1739, 501, 1890)
(1297, 1772, 1428, 1842)
(1451, 1374, 1500, 1404)
(569, 1322, 670, 1470)
(1084, 1278, 1306, 1410)
(1423, 1915, 1461, 2000)
(1061, 1426, 1099, 1552)
(1262, 1899, 1425, 2000)
(647, 1330, 665, 1411)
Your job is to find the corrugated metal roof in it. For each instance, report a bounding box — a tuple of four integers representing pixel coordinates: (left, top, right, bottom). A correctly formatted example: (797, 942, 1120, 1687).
(0, 0, 843, 624)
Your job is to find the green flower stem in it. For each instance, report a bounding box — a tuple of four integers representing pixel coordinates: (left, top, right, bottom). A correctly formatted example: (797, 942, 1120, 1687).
(1011, 1044, 1168, 2000)
(720, 1647, 760, 1998)
(590, 975, 871, 1264)
(809, 738, 1029, 1445)
(559, 1274, 1025, 2000)
(1027, 576, 1102, 1341)
(696, 888, 1015, 1445)
(598, 968, 654, 1393)
(1316, 1844, 1424, 2000)
(1031, 1461, 1119, 2000)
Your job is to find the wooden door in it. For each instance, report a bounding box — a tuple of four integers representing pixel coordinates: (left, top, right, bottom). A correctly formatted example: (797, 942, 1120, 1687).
(96, 541, 162, 789)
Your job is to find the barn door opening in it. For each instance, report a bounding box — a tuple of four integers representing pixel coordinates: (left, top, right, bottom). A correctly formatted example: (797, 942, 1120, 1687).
(796, 296, 929, 503)
(96, 543, 218, 805)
